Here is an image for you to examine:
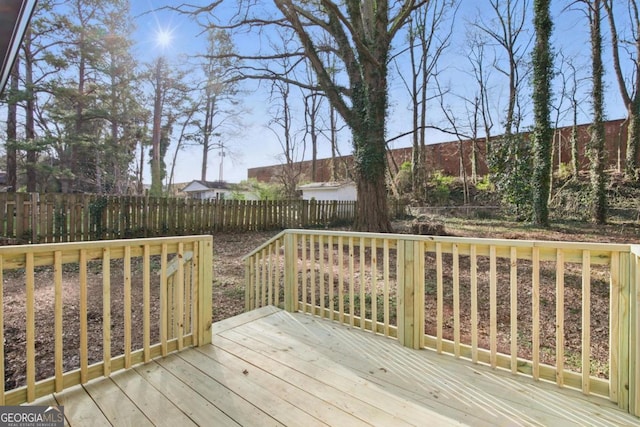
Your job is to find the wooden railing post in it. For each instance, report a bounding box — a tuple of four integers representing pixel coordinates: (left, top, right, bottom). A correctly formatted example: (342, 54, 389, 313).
(624, 246, 639, 416)
(197, 236, 213, 346)
(284, 232, 298, 312)
(616, 247, 640, 417)
(397, 239, 425, 349)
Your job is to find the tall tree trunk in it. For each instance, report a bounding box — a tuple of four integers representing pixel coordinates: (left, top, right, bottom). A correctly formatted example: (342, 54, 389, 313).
(201, 94, 214, 181)
(137, 136, 145, 195)
(24, 29, 37, 193)
(6, 58, 19, 191)
(531, 0, 553, 226)
(150, 58, 164, 196)
(589, 0, 607, 224)
(571, 101, 579, 178)
(626, 106, 640, 178)
(352, 80, 392, 232)
(330, 106, 338, 181)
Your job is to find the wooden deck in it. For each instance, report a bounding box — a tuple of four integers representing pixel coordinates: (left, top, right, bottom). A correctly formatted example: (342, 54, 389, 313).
(32, 306, 639, 426)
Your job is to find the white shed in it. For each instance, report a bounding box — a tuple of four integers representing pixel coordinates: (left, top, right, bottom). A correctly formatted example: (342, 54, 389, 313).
(181, 180, 259, 200)
(297, 181, 357, 201)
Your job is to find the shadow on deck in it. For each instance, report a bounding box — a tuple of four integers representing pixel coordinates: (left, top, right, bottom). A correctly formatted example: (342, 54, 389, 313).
(32, 306, 638, 426)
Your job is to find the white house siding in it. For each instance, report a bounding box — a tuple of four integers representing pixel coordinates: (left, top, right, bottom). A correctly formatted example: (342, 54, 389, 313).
(298, 182, 357, 201)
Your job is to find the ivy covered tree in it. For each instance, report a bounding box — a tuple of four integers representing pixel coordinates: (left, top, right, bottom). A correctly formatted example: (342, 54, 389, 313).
(585, 0, 608, 223)
(531, 0, 553, 226)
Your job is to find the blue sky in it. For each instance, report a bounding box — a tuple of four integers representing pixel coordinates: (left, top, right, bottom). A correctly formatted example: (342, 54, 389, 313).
(129, 1, 628, 185)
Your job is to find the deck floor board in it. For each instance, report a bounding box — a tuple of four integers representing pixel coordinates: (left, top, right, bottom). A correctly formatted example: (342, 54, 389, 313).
(28, 307, 640, 426)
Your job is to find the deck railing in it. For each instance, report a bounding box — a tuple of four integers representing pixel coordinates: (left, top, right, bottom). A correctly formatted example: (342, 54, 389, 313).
(0, 235, 213, 405)
(244, 229, 639, 417)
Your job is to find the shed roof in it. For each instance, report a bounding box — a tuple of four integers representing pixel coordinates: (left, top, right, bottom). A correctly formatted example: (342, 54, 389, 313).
(297, 181, 355, 191)
(182, 180, 232, 192)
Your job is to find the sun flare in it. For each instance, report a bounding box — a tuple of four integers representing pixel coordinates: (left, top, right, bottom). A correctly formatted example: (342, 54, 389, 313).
(155, 28, 173, 48)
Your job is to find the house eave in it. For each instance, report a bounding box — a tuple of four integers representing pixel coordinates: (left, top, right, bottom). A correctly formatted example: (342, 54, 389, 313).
(0, 0, 38, 95)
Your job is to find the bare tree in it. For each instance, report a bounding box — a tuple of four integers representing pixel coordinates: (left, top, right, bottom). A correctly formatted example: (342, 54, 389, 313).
(603, 0, 640, 179)
(434, 77, 472, 204)
(465, 31, 495, 178)
(474, 0, 533, 217)
(180, 0, 427, 231)
(475, 0, 531, 136)
(193, 28, 241, 182)
(303, 71, 324, 182)
(394, 0, 457, 203)
(580, 0, 608, 223)
(147, 57, 191, 196)
(268, 78, 306, 198)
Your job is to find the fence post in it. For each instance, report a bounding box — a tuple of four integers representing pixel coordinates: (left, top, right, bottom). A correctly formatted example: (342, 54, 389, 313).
(197, 236, 213, 346)
(30, 193, 38, 243)
(397, 239, 425, 349)
(284, 232, 298, 312)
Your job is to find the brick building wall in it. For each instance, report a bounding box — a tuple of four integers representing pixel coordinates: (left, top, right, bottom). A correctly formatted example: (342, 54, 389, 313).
(248, 119, 632, 183)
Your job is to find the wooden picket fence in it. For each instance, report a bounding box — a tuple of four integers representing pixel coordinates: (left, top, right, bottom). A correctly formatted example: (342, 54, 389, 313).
(0, 193, 357, 244)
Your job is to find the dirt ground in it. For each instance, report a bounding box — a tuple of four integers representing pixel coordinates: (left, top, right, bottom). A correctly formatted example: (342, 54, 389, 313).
(3, 219, 639, 390)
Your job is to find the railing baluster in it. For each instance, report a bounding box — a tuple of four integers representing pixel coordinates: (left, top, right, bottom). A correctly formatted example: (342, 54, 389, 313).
(301, 235, 307, 313)
(311, 235, 316, 310)
(349, 237, 355, 327)
(143, 245, 151, 363)
(383, 239, 390, 337)
(185, 257, 192, 334)
(26, 253, 35, 402)
(490, 245, 497, 369)
(251, 254, 258, 310)
(582, 250, 591, 395)
(177, 243, 185, 351)
(453, 243, 460, 358)
(54, 250, 63, 391)
(608, 251, 619, 402)
(319, 235, 325, 317)
(80, 249, 88, 381)
(102, 247, 111, 376)
(371, 238, 377, 334)
(275, 239, 281, 307)
(292, 234, 299, 312)
(532, 247, 540, 380)
(338, 235, 345, 323)
(436, 242, 443, 354)
(261, 248, 267, 307)
(556, 249, 565, 387)
(470, 244, 478, 364)
(160, 244, 168, 357)
(328, 235, 334, 321)
(124, 246, 132, 368)
(510, 247, 518, 375)
(360, 237, 365, 331)
(268, 244, 273, 305)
